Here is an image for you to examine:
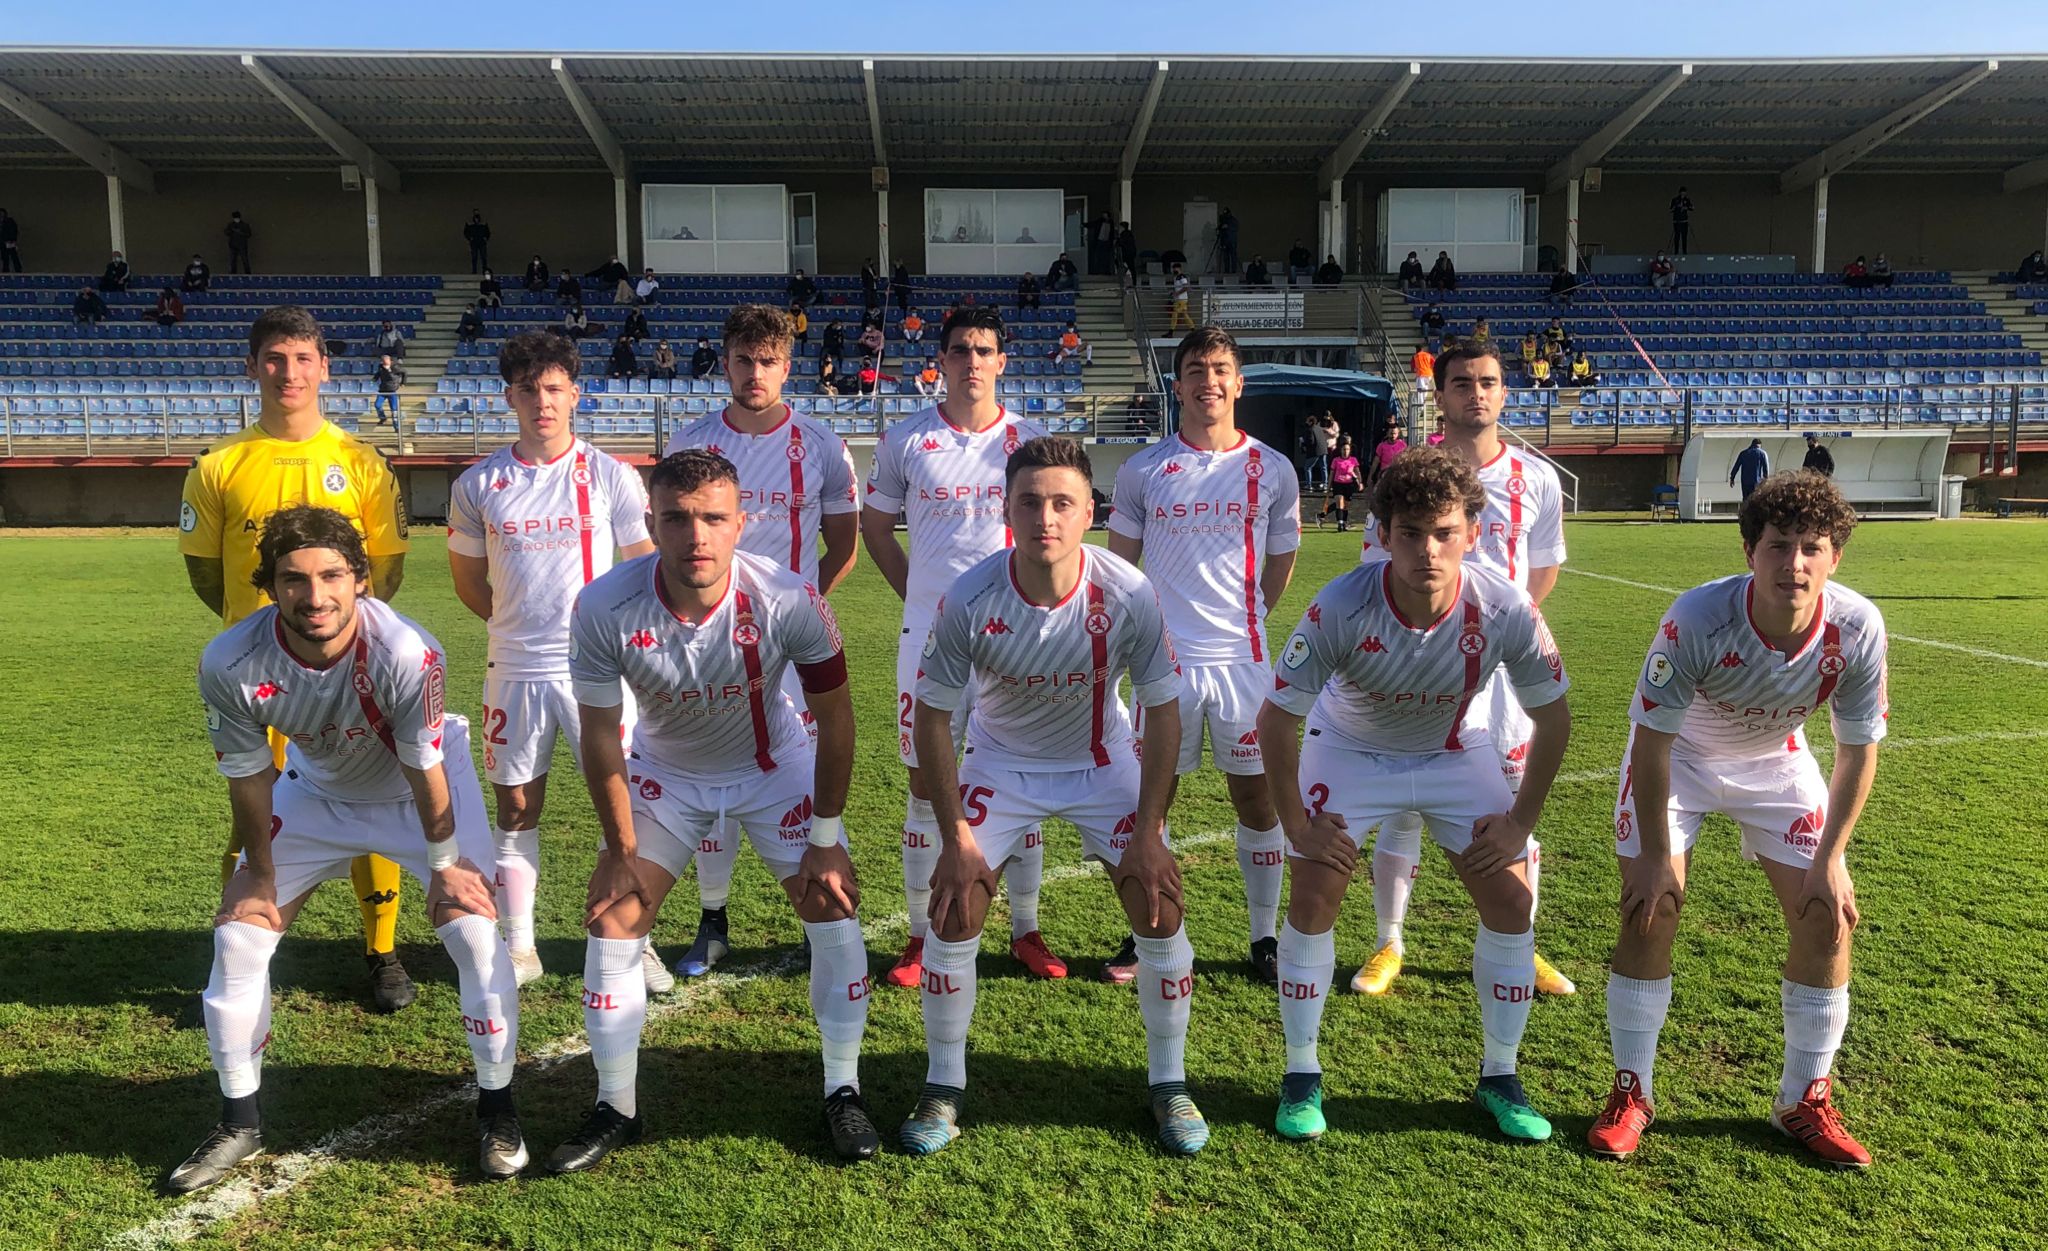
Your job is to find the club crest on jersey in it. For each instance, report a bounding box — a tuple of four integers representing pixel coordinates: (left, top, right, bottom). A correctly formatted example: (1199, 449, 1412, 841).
(1817, 643, 1846, 676)
(1282, 633, 1312, 670)
(1003, 426, 1020, 454)
(1506, 474, 1528, 497)
(785, 441, 806, 462)
(323, 465, 347, 494)
(1458, 622, 1487, 656)
(1244, 457, 1265, 480)
(572, 463, 592, 486)
(1615, 811, 1634, 842)
(733, 621, 762, 648)
(179, 501, 197, 532)
(1645, 651, 1675, 688)
(353, 670, 375, 697)
(1084, 609, 1112, 636)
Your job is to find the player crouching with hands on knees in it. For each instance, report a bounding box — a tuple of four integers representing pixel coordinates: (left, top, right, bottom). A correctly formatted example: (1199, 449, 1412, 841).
(1256, 447, 1572, 1144)
(170, 505, 524, 1194)
(549, 450, 878, 1171)
(901, 436, 1207, 1157)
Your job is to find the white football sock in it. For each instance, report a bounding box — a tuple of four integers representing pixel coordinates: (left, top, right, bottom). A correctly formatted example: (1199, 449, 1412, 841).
(919, 932, 979, 1089)
(1234, 822, 1285, 942)
(1373, 812, 1424, 951)
(203, 921, 282, 1099)
(1526, 837, 1543, 923)
(1779, 980, 1850, 1106)
(582, 935, 648, 1117)
(1276, 923, 1336, 1074)
(1606, 972, 1673, 1102)
(1133, 927, 1196, 1084)
(1473, 924, 1535, 1077)
(1006, 830, 1043, 938)
(493, 825, 540, 951)
(805, 917, 870, 1094)
(437, 913, 520, 1090)
(695, 818, 738, 911)
(902, 797, 939, 940)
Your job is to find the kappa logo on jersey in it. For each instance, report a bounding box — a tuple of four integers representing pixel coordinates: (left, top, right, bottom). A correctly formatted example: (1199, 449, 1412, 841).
(421, 647, 441, 672)
(705, 444, 723, 457)
(1661, 619, 1680, 643)
(1282, 632, 1312, 669)
(983, 617, 1012, 635)
(733, 621, 762, 648)
(1306, 603, 1322, 625)
(1162, 461, 1184, 475)
(1719, 651, 1747, 668)
(491, 475, 511, 491)
(1457, 623, 1487, 656)
(253, 681, 286, 700)
(626, 629, 658, 649)
(921, 437, 942, 452)
(323, 464, 347, 494)
(1817, 643, 1847, 677)
(1357, 635, 1387, 654)
(1084, 609, 1112, 636)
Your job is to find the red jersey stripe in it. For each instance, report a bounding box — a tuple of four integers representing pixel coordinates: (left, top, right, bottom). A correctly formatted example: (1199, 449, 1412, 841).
(1443, 601, 1485, 751)
(732, 589, 778, 772)
(786, 424, 806, 574)
(1087, 579, 1111, 767)
(1244, 446, 1264, 661)
(572, 448, 596, 585)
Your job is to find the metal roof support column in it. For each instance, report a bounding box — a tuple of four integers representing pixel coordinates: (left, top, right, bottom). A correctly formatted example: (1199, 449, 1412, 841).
(1811, 176, 1829, 276)
(862, 60, 889, 274)
(106, 175, 126, 257)
(616, 177, 630, 268)
(365, 176, 384, 278)
(1564, 178, 1580, 274)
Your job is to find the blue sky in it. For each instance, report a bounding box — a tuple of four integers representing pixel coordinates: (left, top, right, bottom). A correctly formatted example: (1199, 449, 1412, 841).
(8, 0, 2046, 57)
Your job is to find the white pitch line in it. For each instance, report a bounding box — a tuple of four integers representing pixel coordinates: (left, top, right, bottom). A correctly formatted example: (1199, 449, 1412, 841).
(108, 828, 1236, 1250)
(1562, 568, 2048, 670)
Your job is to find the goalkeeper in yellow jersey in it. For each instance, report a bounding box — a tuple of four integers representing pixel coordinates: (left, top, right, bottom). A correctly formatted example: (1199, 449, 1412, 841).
(179, 306, 418, 1012)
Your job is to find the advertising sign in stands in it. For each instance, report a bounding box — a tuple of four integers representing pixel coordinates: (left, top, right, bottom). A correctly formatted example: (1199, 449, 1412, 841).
(1203, 291, 1304, 330)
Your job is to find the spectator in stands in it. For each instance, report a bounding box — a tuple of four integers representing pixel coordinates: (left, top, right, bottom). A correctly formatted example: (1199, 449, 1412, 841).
(691, 336, 718, 378)
(152, 287, 184, 326)
(560, 303, 591, 339)
(1569, 350, 1599, 388)
(100, 250, 130, 293)
(0, 209, 17, 272)
(1670, 186, 1693, 253)
(588, 256, 632, 303)
(1398, 251, 1426, 290)
(375, 319, 407, 360)
(652, 340, 678, 382)
(1531, 351, 1556, 389)
(859, 303, 885, 332)
(1802, 432, 1835, 477)
(1649, 252, 1677, 291)
(464, 211, 491, 273)
(2018, 250, 2048, 284)
(1091, 211, 1115, 275)
(1411, 343, 1435, 399)
(1244, 255, 1272, 286)
(861, 258, 880, 308)
(1303, 411, 1333, 491)
(607, 334, 640, 380)
(524, 254, 549, 293)
(1015, 227, 1039, 244)
(225, 211, 254, 274)
(787, 268, 817, 309)
(555, 268, 583, 306)
(1519, 332, 1540, 373)
(1543, 315, 1567, 348)
(1217, 207, 1240, 274)
(1471, 317, 1492, 346)
(1428, 250, 1457, 291)
(1842, 255, 1872, 290)
(1367, 419, 1407, 489)
(916, 359, 942, 397)
(1169, 265, 1193, 331)
(1315, 254, 1344, 285)
(1871, 253, 1894, 289)
(822, 320, 846, 360)
(817, 354, 841, 395)
(789, 304, 809, 347)
(901, 310, 924, 345)
(1116, 221, 1137, 282)
(1547, 265, 1582, 305)
(182, 255, 212, 295)
(1047, 251, 1079, 292)
(621, 304, 651, 343)
(1729, 437, 1770, 499)
(882, 261, 909, 313)
(457, 302, 485, 343)
(1287, 239, 1314, 283)
(635, 267, 661, 304)
(858, 320, 885, 365)
(73, 284, 109, 325)
(1422, 302, 1446, 336)
(373, 355, 405, 425)
(477, 269, 503, 316)
(1018, 271, 1042, 311)
(1053, 320, 1090, 365)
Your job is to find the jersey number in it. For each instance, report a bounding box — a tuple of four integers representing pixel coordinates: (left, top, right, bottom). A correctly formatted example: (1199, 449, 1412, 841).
(482, 705, 510, 746)
(898, 693, 914, 730)
(958, 785, 994, 827)
(1306, 783, 1331, 817)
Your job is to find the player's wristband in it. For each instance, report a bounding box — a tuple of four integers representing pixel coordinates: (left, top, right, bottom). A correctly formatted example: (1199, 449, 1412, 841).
(808, 814, 845, 848)
(426, 838, 460, 872)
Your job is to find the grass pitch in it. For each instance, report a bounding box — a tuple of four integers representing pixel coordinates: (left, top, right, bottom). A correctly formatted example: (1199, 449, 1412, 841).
(1, 519, 2044, 1251)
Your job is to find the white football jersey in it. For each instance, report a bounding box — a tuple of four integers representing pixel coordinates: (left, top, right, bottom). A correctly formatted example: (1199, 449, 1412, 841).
(1271, 563, 1568, 756)
(570, 550, 845, 785)
(1631, 574, 1888, 763)
(916, 546, 1182, 772)
(200, 597, 449, 804)
(1107, 430, 1302, 664)
(863, 404, 1049, 621)
(1360, 445, 1567, 590)
(662, 405, 858, 587)
(447, 440, 650, 681)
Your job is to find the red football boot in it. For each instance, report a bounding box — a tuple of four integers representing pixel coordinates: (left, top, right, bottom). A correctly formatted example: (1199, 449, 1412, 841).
(1587, 1069, 1655, 1160)
(1771, 1077, 1871, 1170)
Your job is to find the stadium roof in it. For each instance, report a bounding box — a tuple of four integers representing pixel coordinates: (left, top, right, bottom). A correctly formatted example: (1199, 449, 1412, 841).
(2, 50, 2047, 187)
